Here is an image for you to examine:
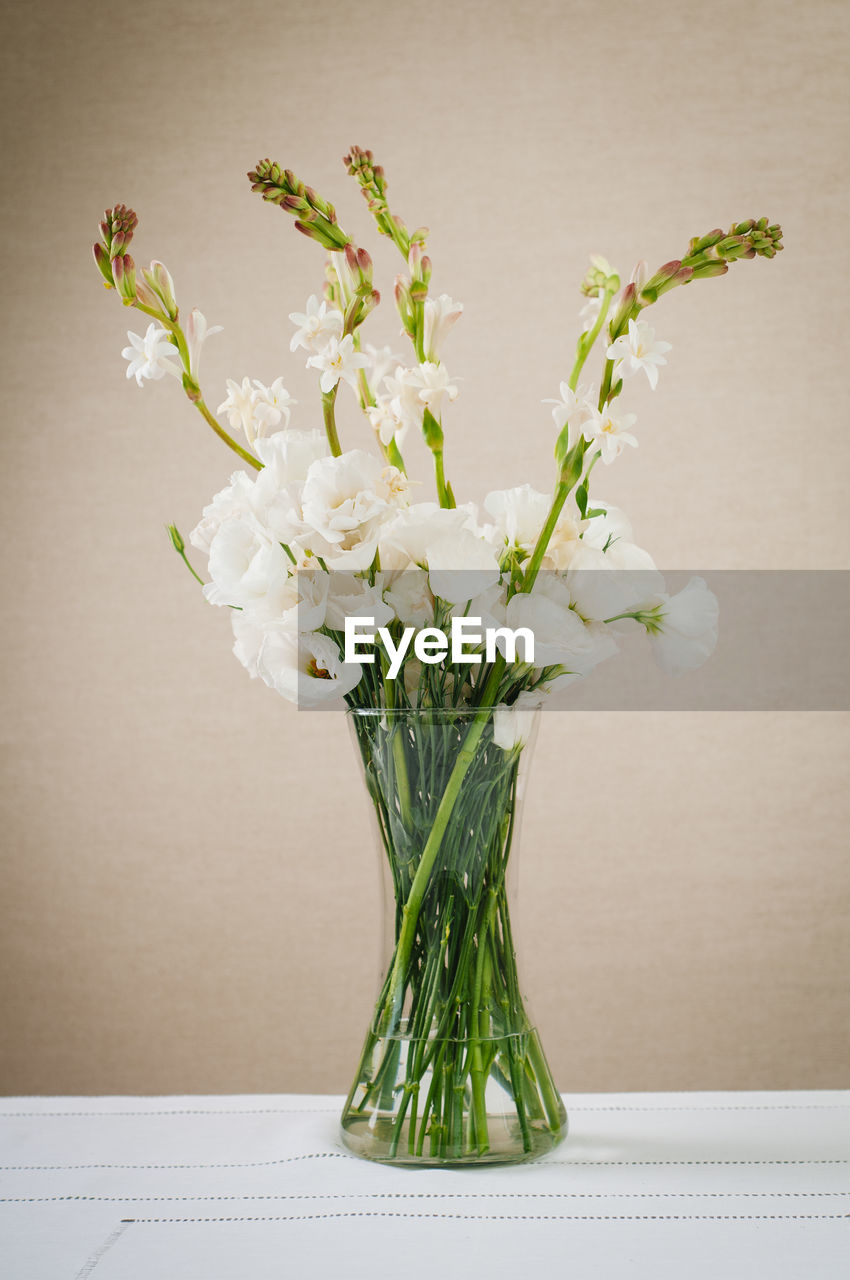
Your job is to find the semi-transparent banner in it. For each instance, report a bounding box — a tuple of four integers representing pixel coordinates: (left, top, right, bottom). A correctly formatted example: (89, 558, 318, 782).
(282, 570, 850, 710)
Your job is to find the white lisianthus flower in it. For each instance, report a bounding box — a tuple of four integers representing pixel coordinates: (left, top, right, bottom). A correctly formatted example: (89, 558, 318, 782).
(363, 344, 402, 391)
(301, 450, 405, 567)
(645, 577, 719, 675)
(606, 318, 672, 390)
(567, 540, 662, 619)
(426, 528, 502, 604)
(544, 382, 596, 445)
(307, 335, 370, 394)
(504, 577, 618, 675)
(257, 627, 363, 706)
(383, 571, 437, 628)
(493, 692, 542, 752)
(582, 406, 639, 465)
(566, 540, 664, 624)
(184, 308, 223, 380)
(231, 610, 265, 679)
(203, 514, 292, 617)
(580, 501, 634, 551)
(230, 577, 328, 679)
(324, 573, 395, 631)
(252, 429, 328, 488)
(189, 470, 256, 553)
(422, 294, 463, 361)
(484, 485, 549, 550)
(378, 503, 471, 571)
(121, 323, 180, 385)
(289, 295, 343, 354)
(367, 396, 409, 448)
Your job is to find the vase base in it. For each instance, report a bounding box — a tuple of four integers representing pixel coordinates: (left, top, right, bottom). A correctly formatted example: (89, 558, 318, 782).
(339, 1109, 567, 1167)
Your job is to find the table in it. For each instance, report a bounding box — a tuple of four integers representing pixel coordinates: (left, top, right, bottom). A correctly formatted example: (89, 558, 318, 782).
(1, 1091, 847, 1277)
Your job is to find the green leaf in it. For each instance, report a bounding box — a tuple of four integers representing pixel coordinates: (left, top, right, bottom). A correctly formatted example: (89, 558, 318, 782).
(575, 483, 588, 519)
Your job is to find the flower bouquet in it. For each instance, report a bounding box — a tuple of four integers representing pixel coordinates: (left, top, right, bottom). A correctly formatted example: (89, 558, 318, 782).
(93, 148, 782, 1164)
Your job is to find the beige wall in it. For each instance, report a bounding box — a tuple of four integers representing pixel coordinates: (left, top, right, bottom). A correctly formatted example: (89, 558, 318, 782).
(1, 0, 848, 1097)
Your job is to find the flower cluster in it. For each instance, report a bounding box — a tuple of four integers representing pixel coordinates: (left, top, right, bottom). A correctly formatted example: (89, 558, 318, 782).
(94, 152, 782, 723)
(189, 431, 718, 708)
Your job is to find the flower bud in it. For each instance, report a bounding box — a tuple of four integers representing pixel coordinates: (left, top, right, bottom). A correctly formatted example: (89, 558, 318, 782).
(93, 242, 114, 287)
(111, 253, 136, 303)
(139, 260, 178, 320)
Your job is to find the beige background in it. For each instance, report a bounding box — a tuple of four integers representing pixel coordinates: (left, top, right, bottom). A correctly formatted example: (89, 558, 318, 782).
(1, 0, 848, 1097)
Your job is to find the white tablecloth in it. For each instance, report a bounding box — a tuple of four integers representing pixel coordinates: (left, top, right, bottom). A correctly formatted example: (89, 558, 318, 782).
(1, 1091, 847, 1278)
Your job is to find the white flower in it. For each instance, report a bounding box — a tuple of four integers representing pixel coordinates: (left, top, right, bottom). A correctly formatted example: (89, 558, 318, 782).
(544, 382, 596, 445)
(422, 294, 463, 360)
(383, 571, 437, 628)
(578, 294, 603, 333)
(580, 501, 634, 551)
(184, 308, 222, 380)
(231, 610, 265, 679)
(189, 470, 256, 553)
(367, 396, 408, 448)
(493, 692, 542, 751)
(504, 576, 618, 675)
(121, 324, 180, 385)
(257, 627, 363, 706)
(363, 344, 402, 391)
(289, 295, 343, 354)
(384, 366, 427, 430)
(484, 485, 551, 552)
(217, 378, 297, 445)
(411, 361, 459, 417)
(426, 528, 502, 604)
(606, 318, 671, 390)
(203, 514, 291, 617)
(379, 503, 471, 571)
(251, 378, 296, 438)
(646, 577, 719, 675)
(307, 334, 369, 394)
(252, 429, 328, 488)
(324, 573, 395, 631)
(582, 406, 639, 465)
(566, 540, 664, 624)
(217, 378, 256, 437)
(300, 450, 404, 569)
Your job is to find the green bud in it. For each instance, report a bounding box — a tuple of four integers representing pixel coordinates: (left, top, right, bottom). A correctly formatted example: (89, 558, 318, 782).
(166, 523, 185, 554)
(422, 407, 444, 452)
(558, 440, 585, 490)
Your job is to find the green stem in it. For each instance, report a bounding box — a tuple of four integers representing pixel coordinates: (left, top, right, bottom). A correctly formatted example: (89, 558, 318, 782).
(322, 388, 342, 456)
(191, 396, 262, 470)
(521, 482, 570, 594)
(571, 285, 615, 391)
(433, 449, 454, 509)
(378, 714, 489, 1033)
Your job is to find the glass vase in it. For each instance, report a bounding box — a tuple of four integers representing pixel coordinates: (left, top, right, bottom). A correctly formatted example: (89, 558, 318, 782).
(340, 706, 567, 1166)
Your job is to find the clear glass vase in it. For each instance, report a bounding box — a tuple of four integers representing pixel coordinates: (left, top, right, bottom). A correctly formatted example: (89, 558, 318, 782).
(340, 706, 567, 1166)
